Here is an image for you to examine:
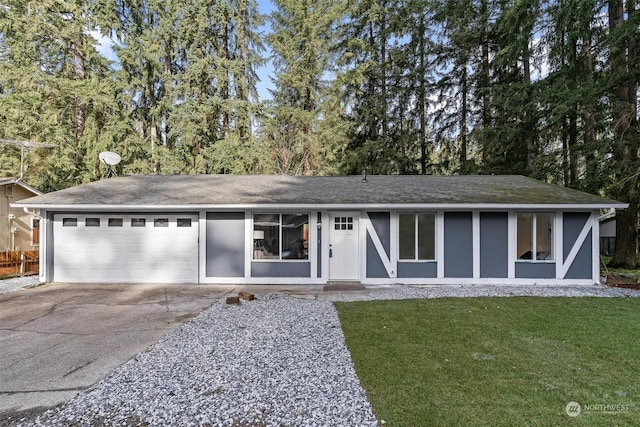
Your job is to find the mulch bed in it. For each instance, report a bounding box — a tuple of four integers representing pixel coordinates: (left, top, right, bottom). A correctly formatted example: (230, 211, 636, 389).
(605, 273, 640, 290)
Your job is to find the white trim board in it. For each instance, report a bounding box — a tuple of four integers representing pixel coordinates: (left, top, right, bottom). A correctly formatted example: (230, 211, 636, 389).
(16, 202, 629, 211)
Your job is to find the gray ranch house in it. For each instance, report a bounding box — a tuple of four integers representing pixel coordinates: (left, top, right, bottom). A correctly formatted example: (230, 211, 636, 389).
(14, 174, 627, 286)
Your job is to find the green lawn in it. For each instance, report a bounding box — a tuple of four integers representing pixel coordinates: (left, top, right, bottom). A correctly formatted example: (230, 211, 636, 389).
(335, 297, 640, 426)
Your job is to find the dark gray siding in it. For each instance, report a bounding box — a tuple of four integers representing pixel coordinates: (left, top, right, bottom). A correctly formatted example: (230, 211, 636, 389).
(365, 212, 390, 278)
(480, 212, 508, 278)
(251, 262, 310, 277)
(367, 212, 390, 258)
(564, 212, 592, 279)
(444, 212, 473, 278)
(206, 212, 245, 277)
(366, 234, 389, 278)
(398, 262, 437, 278)
(515, 262, 555, 278)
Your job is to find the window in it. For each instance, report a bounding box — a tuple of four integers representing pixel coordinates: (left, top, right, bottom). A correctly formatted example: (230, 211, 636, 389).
(62, 218, 77, 227)
(131, 218, 146, 227)
(85, 218, 100, 227)
(32, 218, 40, 245)
(399, 213, 436, 260)
(253, 213, 309, 260)
(334, 216, 353, 230)
(108, 218, 123, 227)
(517, 213, 554, 261)
(177, 218, 192, 227)
(154, 218, 169, 227)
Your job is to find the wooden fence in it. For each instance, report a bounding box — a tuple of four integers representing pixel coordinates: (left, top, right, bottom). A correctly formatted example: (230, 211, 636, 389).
(0, 251, 39, 278)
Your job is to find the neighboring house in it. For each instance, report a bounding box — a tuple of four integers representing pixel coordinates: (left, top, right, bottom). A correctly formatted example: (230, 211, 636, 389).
(1, 177, 42, 252)
(14, 174, 627, 286)
(599, 216, 640, 256)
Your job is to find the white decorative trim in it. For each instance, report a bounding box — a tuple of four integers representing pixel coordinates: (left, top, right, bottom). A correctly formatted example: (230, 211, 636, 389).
(389, 211, 398, 277)
(17, 202, 629, 211)
(473, 211, 480, 278)
(437, 211, 445, 278)
(555, 212, 563, 279)
(363, 278, 596, 286)
(310, 211, 317, 279)
(359, 211, 367, 281)
(362, 213, 395, 278)
(592, 213, 600, 284)
(321, 212, 330, 281)
(198, 210, 206, 283)
(560, 212, 596, 279)
(244, 212, 252, 278)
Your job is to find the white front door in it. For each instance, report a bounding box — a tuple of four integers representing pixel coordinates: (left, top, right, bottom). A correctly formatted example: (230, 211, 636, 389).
(329, 212, 360, 280)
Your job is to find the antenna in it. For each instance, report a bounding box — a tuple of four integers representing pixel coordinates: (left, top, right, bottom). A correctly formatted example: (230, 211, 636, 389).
(0, 138, 57, 182)
(99, 151, 122, 178)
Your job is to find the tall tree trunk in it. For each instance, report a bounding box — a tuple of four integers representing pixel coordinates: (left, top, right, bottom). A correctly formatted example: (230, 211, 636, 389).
(460, 59, 468, 169)
(418, 13, 427, 175)
(74, 32, 86, 184)
(609, 0, 639, 267)
(480, 0, 491, 163)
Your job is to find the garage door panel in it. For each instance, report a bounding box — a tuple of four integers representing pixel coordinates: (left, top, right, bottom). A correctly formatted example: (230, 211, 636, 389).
(53, 214, 198, 283)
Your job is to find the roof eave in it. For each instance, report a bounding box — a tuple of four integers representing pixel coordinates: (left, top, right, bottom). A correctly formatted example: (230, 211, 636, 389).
(12, 202, 630, 211)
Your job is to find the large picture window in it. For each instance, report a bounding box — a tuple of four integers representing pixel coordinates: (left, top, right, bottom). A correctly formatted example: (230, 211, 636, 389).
(517, 213, 554, 261)
(399, 213, 436, 260)
(253, 213, 309, 260)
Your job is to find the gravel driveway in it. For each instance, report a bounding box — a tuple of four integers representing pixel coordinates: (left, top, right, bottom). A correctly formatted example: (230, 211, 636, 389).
(18, 283, 639, 426)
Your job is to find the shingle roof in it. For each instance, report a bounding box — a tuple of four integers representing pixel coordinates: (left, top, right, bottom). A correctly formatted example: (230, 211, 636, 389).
(14, 174, 625, 208)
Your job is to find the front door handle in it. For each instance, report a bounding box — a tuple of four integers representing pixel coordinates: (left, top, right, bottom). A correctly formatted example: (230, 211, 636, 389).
(329, 244, 333, 258)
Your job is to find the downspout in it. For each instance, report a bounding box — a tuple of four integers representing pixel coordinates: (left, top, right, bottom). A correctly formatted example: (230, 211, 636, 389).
(22, 206, 41, 219)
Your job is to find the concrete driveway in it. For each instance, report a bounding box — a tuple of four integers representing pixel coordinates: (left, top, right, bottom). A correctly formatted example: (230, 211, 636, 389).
(0, 283, 231, 417)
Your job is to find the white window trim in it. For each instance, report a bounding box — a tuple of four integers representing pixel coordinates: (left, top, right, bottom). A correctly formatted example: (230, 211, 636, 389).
(397, 212, 437, 262)
(516, 212, 555, 263)
(251, 212, 310, 262)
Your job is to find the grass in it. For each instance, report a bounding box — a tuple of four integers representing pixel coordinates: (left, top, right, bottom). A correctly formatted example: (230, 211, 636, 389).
(601, 255, 640, 277)
(335, 297, 640, 426)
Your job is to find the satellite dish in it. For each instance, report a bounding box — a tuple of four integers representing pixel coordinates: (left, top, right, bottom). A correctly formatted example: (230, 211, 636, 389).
(99, 151, 122, 166)
(99, 151, 121, 178)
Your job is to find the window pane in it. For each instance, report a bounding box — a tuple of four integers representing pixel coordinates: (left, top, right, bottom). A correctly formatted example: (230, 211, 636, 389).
(282, 214, 309, 260)
(108, 218, 123, 227)
(417, 213, 436, 260)
(154, 218, 169, 227)
(62, 218, 77, 227)
(254, 214, 280, 259)
(131, 218, 146, 227)
(536, 213, 553, 260)
(517, 213, 533, 259)
(399, 214, 416, 259)
(85, 218, 100, 227)
(177, 218, 192, 227)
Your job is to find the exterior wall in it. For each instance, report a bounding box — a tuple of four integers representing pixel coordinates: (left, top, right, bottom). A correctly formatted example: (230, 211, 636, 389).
(366, 212, 390, 278)
(480, 212, 508, 278)
(206, 212, 245, 277)
(1, 184, 39, 252)
(563, 212, 592, 280)
(443, 212, 473, 278)
(251, 262, 310, 278)
(37, 207, 602, 285)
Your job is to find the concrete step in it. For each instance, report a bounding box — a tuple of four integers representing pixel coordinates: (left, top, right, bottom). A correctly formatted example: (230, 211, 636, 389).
(323, 281, 366, 291)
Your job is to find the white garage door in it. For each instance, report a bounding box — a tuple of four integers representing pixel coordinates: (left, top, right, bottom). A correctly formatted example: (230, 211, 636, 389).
(53, 214, 199, 283)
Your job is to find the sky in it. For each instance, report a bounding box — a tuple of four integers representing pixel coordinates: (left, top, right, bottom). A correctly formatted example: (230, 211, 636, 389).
(90, 0, 277, 102)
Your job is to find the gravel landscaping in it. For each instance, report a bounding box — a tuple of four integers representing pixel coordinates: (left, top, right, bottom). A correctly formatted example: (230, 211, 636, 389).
(0, 276, 41, 294)
(17, 283, 640, 427)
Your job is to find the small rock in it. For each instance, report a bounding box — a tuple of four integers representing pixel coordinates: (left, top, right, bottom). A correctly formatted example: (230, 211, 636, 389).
(225, 296, 240, 305)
